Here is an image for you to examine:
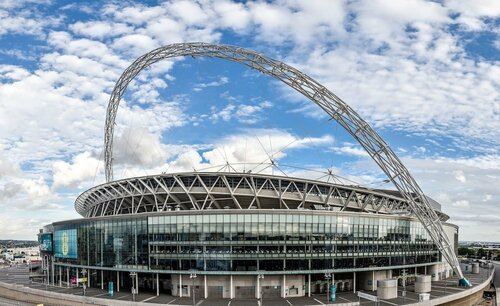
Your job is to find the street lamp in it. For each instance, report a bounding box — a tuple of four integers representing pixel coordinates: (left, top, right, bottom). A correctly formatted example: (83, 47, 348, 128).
(258, 274, 264, 306)
(81, 268, 87, 296)
(130, 272, 137, 302)
(324, 273, 332, 303)
(189, 272, 197, 306)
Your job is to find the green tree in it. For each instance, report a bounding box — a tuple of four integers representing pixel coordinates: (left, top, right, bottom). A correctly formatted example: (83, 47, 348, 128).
(477, 248, 487, 258)
(458, 247, 475, 257)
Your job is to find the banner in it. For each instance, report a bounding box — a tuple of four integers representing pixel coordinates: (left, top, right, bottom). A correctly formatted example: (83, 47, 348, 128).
(39, 233, 53, 253)
(54, 229, 78, 259)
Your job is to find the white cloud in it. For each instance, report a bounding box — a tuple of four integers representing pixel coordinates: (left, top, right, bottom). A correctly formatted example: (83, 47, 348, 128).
(209, 100, 273, 124)
(0, 0, 498, 241)
(347, 153, 500, 240)
(453, 170, 466, 183)
(52, 152, 101, 189)
(193, 76, 229, 92)
(69, 21, 132, 39)
(0, 2, 60, 38)
(200, 129, 334, 169)
(331, 145, 370, 158)
(112, 34, 160, 57)
(113, 128, 167, 168)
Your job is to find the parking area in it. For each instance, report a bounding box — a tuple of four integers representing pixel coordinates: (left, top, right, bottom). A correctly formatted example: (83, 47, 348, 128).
(0, 265, 494, 305)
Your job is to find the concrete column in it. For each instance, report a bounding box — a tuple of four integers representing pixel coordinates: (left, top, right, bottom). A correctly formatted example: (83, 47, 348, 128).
(101, 270, 104, 290)
(87, 269, 90, 287)
(51, 257, 55, 285)
(204, 275, 208, 299)
(47, 257, 50, 285)
(308, 274, 311, 297)
(66, 267, 70, 288)
(353, 272, 356, 293)
(136, 273, 139, 294)
(156, 273, 160, 296)
(424, 266, 427, 275)
(372, 270, 375, 291)
(179, 274, 183, 298)
(281, 274, 286, 298)
(59, 266, 62, 287)
(117, 271, 120, 292)
(256, 275, 260, 299)
(230, 275, 234, 299)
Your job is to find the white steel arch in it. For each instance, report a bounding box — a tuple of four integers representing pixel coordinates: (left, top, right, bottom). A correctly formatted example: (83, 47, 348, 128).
(103, 42, 466, 282)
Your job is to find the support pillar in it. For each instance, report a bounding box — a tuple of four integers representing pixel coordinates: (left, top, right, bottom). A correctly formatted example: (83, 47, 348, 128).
(353, 272, 356, 293)
(87, 269, 90, 287)
(51, 258, 54, 285)
(256, 275, 260, 299)
(230, 275, 234, 299)
(59, 266, 62, 287)
(117, 271, 120, 292)
(282, 274, 286, 298)
(308, 274, 311, 297)
(66, 267, 69, 288)
(424, 266, 427, 275)
(179, 274, 183, 298)
(101, 270, 104, 290)
(136, 273, 139, 295)
(372, 270, 375, 291)
(204, 275, 208, 299)
(156, 273, 159, 296)
(47, 258, 50, 285)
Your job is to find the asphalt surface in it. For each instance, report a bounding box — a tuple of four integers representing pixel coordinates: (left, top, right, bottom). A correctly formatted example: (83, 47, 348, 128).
(0, 265, 495, 306)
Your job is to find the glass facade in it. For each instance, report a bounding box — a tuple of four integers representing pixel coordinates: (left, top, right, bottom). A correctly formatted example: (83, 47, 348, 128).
(53, 211, 439, 273)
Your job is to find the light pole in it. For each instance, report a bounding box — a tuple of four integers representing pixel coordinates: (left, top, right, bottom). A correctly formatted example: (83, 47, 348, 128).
(258, 274, 264, 306)
(130, 272, 137, 302)
(81, 268, 87, 296)
(324, 273, 332, 303)
(189, 272, 197, 306)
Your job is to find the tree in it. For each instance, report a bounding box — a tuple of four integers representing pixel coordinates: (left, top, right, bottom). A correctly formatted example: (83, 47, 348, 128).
(477, 248, 487, 258)
(458, 247, 475, 257)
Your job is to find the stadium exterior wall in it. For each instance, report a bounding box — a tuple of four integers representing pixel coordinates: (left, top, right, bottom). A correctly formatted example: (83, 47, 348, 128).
(39, 181, 458, 299)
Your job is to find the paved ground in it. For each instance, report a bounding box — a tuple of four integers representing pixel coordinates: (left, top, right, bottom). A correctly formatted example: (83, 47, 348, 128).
(0, 265, 494, 306)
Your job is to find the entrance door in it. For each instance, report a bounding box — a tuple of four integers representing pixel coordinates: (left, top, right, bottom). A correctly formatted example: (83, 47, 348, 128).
(235, 286, 255, 298)
(262, 286, 281, 298)
(207, 286, 223, 298)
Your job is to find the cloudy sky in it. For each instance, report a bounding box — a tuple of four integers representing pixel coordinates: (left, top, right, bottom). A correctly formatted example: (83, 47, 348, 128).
(0, 0, 498, 241)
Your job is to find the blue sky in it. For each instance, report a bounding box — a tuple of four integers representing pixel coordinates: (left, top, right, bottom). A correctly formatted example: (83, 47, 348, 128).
(0, 0, 498, 240)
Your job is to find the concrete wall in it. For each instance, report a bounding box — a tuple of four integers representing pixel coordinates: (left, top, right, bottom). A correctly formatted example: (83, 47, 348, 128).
(171, 274, 206, 297)
(357, 270, 392, 291)
(206, 275, 231, 298)
(284, 274, 304, 297)
(170, 274, 305, 299)
(428, 263, 447, 281)
(0, 281, 165, 306)
(407, 268, 494, 306)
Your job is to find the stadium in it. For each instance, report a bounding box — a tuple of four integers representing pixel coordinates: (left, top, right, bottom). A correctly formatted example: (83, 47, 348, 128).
(38, 43, 468, 302)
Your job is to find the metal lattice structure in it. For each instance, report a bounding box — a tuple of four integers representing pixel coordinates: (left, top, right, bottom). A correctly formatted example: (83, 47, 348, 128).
(75, 172, 451, 220)
(103, 43, 464, 279)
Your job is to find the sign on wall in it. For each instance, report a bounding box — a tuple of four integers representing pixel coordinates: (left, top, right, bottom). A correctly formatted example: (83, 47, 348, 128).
(39, 233, 53, 253)
(54, 229, 78, 259)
